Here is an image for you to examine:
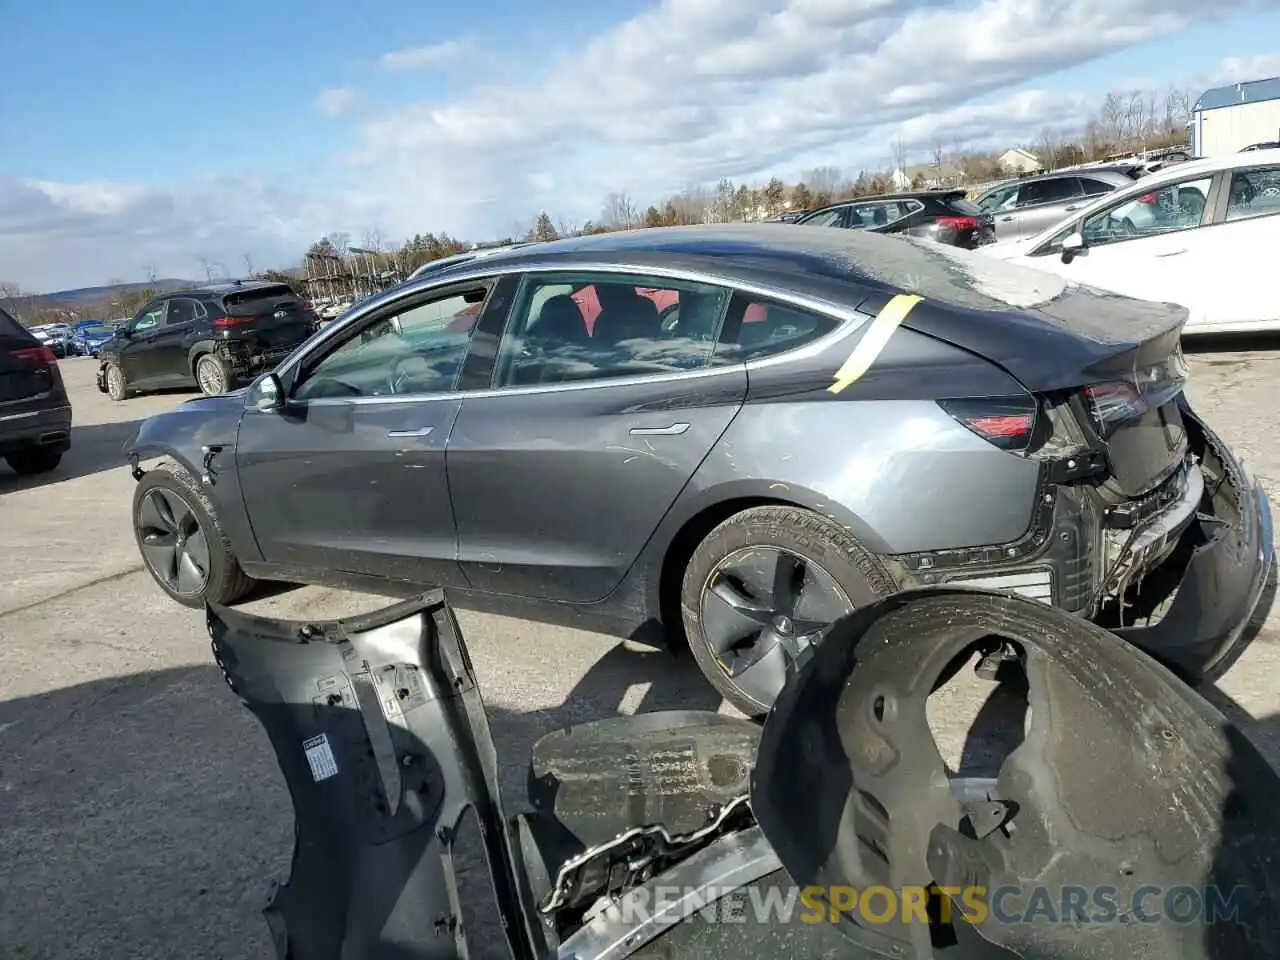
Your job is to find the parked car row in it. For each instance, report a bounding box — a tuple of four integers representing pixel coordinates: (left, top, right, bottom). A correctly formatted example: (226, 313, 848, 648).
(980, 148, 1280, 335)
(793, 188, 996, 247)
(122, 224, 1272, 715)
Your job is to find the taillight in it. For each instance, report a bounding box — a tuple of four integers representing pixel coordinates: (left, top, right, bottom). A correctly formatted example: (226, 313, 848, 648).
(1137, 193, 1159, 204)
(938, 397, 1037, 452)
(12, 345, 58, 366)
(213, 315, 254, 329)
(935, 216, 979, 231)
(1082, 352, 1186, 436)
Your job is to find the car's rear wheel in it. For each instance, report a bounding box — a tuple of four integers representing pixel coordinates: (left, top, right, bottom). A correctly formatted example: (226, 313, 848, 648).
(5, 448, 63, 476)
(195, 353, 232, 396)
(680, 505, 896, 717)
(132, 459, 255, 608)
(104, 362, 130, 401)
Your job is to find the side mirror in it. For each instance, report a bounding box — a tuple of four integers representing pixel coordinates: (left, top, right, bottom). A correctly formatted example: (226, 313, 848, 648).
(1060, 232, 1085, 264)
(249, 372, 285, 412)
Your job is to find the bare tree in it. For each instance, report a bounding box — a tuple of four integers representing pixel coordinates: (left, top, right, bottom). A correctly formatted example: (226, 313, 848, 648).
(141, 262, 159, 284)
(0, 280, 20, 301)
(556, 216, 580, 238)
(327, 231, 352, 256)
(1036, 128, 1061, 171)
(241, 253, 256, 277)
(1163, 86, 1193, 137)
(362, 228, 386, 254)
(194, 254, 215, 283)
(931, 139, 947, 181)
(600, 191, 639, 230)
(803, 166, 843, 197)
(891, 136, 908, 185)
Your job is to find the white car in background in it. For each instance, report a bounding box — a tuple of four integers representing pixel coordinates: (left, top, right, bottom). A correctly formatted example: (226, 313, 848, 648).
(979, 149, 1280, 335)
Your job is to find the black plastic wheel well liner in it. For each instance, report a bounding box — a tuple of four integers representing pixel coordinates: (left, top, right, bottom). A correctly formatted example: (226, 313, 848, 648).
(752, 587, 1280, 958)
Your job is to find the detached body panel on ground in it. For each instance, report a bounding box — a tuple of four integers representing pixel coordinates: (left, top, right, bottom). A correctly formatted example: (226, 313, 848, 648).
(125, 225, 1274, 713)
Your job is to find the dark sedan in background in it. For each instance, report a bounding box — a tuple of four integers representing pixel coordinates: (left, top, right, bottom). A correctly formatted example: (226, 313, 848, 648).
(794, 188, 995, 247)
(123, 225, 1271, 715)
(0, 307, 71, 475)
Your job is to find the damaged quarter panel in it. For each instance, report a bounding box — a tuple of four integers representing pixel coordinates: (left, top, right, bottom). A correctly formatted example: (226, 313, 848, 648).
(124, 389, 261, 562)
(685, 318, 1041, 555)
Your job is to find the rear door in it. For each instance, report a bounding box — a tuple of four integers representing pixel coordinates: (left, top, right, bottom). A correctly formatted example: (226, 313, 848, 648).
(235, 280, 500, 588)
(1014, 176, 1086, 238)
(146, 297, 200, 384)
(447, 270, 747, 602)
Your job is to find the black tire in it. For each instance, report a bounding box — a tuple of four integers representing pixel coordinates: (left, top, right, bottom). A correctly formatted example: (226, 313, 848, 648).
(5, 448, 63, 476)
(195, 353, 232, 396)
(132, 458, 255, 608)
(680, 505, 897, 717)
(104, 362, 130, 401)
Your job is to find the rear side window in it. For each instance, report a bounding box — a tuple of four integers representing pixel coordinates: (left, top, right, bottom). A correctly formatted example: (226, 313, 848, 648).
(800, 208, 847, 227)
(715, 296, 837, 364)
(494, 273, 729, 388)
(1225, 165, 1280, 222)
(1019, 177, 1082, 206)
(1080, 178, 1115, 196)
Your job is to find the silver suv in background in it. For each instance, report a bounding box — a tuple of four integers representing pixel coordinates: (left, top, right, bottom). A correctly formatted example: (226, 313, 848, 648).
(975, 168, 1141, 241)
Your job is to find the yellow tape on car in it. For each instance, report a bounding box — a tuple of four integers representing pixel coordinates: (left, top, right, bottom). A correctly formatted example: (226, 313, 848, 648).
(828, 294, 923, 395)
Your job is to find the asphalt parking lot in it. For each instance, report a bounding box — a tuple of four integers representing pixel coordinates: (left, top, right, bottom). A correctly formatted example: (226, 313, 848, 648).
(1, 349, 1278, 958)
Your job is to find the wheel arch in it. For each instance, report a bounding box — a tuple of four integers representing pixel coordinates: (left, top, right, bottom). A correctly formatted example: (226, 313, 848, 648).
(187, 340, 219, 376)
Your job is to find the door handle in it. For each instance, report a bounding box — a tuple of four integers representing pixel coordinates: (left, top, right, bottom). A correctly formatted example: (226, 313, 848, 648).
(629, 422, 690, 436)
(387, 426, 434, 438)
(999, 216, 1014, 222)
(1155, 249, 1187, 257)
(1063, 205, 1079, 212)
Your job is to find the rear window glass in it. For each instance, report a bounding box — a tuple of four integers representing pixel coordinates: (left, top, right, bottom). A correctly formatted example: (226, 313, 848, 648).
(0, 307, 31, 338)
(944, 196, 984, 216)
(223, 285, 297, 310)
(714, 297, 837, 364)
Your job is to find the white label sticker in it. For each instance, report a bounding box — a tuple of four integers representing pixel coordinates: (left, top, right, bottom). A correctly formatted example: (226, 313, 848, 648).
(303, 733, 339, 782)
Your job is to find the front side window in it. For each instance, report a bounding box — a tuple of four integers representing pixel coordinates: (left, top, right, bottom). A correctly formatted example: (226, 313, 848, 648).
(132, 303, 165, 332)
(1081, 175, 1213, 248)
(493, 274, 729, 388)
(292, 288, 487, 401)
(978, 184, 1021, 212)
(800, 208, 846, 227)
(1225, 165, 1280, 222)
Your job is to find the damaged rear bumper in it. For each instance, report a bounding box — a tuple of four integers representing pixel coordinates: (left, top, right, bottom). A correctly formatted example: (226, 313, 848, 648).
(1116, 412, 1275, 681)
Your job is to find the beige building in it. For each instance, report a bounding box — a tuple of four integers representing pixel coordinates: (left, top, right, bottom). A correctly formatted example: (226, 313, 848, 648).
(999, 148, 1041, 174)
(1192, 77, 1280, 156)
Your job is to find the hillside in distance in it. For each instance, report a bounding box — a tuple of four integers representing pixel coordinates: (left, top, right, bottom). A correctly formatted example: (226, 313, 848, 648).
(37, 278, 194, 305)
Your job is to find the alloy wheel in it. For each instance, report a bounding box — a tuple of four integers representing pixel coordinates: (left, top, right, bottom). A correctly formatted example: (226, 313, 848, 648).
(197, 357, 225, 395)
(137, 488, 211, 597)
(698, 545, 852, 707)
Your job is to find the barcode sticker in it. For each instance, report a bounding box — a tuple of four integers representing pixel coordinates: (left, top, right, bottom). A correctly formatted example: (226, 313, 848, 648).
(303, 733, 339, 782)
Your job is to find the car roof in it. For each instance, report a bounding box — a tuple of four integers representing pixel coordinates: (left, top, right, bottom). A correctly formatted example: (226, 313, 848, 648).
(978, 167, 1134, 196)
(356, 223, 1092, 328)
(169, 280, 292, 299)
(1019, 147, 1280, 248)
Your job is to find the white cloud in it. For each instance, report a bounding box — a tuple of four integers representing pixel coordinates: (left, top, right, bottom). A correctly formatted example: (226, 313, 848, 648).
(315, 86, 361, 117)
(379, 39, 473, 71)
(1209, 53, 1280, 85)
(4, 0, 1276, 291)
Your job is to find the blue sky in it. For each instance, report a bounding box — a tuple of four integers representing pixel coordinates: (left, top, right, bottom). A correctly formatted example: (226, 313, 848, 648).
(3, 0, 1280, 291)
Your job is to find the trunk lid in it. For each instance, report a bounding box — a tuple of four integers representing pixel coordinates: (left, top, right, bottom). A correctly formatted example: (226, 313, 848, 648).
(218, 284, 316, 350)
(857, 239, 1190, 497)
(0, 309, 56, 403)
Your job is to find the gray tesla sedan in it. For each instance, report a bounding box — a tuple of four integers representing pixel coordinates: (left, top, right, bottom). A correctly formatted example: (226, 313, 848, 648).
(124, 224, 1273, 715)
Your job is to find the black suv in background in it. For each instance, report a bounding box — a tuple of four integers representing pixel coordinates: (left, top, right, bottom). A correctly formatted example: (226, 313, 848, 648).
(0, 307, 72, 476)
(793, 188, 995, 247)
(96, 281, 318, 400)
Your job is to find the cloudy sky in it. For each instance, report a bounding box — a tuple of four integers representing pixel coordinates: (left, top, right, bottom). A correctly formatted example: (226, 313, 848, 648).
(3, 0, 1280, 292)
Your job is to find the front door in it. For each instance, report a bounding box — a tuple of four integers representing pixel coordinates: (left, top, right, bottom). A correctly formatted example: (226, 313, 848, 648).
(447, 270, 748, 603)
(148, 297, 200, 383)
(235, 282, 496, 588)
(117, 300, 168, 384)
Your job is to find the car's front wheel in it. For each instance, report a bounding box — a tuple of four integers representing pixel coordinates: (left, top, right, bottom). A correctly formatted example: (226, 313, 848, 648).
(680, 505, 896, 717)
(132, 459, 256, 608)
(104, 362, 130, 401)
